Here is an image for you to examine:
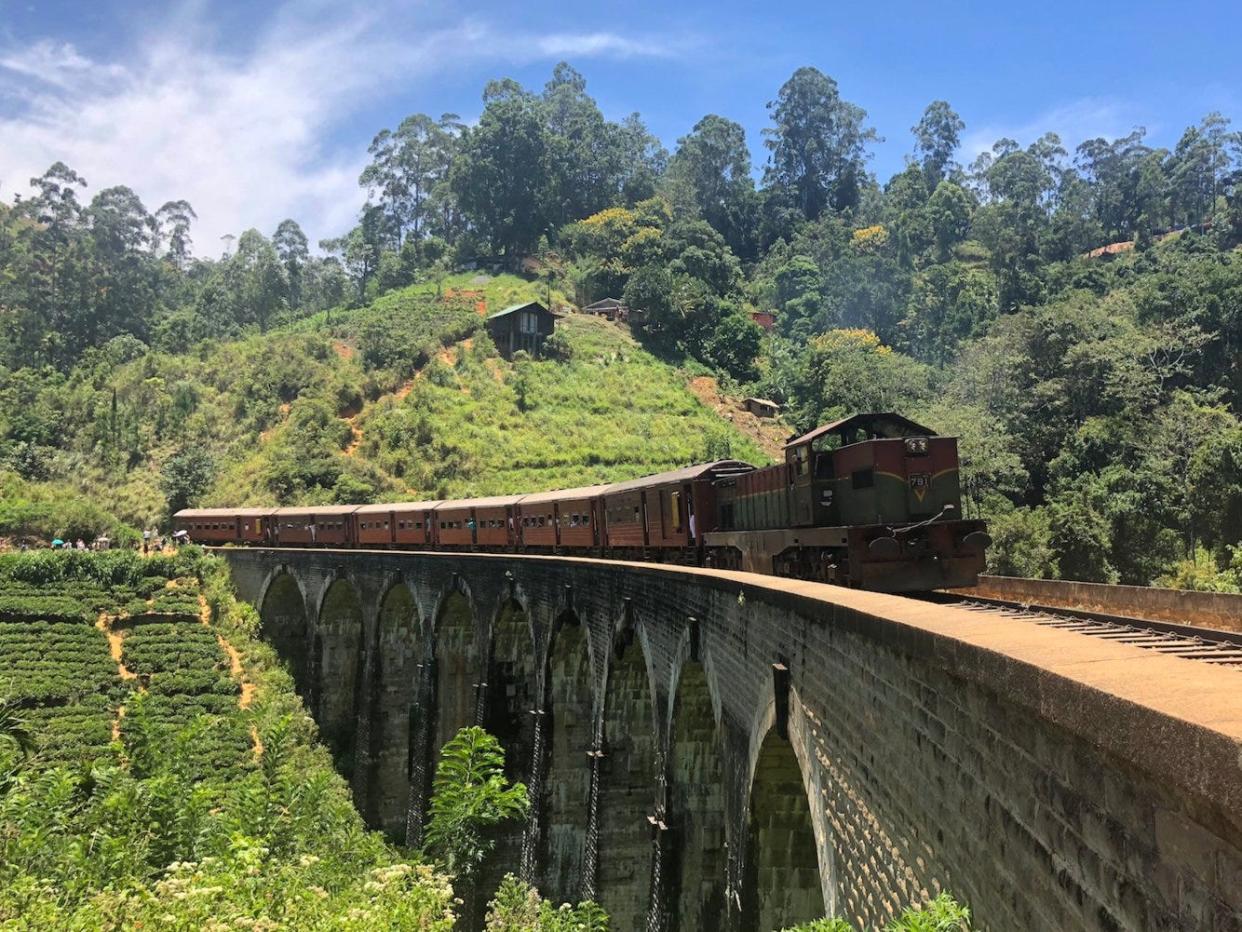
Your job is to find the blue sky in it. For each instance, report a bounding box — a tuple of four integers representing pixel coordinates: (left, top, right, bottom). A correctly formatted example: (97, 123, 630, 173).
(1, 0, 1238, 250)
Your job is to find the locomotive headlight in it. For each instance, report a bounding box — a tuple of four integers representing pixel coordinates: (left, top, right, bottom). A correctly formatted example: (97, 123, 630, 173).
(904, 436, 929, 456)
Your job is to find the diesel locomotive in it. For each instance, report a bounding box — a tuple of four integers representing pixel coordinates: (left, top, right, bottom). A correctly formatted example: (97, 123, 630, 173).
(175, 412, 991, 592)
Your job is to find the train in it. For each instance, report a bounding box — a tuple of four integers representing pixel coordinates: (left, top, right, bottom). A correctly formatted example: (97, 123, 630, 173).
(175, 412, 991, 592)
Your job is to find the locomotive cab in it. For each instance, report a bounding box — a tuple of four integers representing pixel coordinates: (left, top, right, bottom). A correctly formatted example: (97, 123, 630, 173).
(786, 412, 959, 529)
(706, 411, 990, 590)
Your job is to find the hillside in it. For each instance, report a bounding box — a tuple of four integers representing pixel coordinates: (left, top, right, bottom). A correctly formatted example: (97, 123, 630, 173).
(0, 276, 769, 541)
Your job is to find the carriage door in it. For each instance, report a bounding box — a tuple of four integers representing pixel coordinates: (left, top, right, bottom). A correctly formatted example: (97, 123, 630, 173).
(787, 442, 815, 527)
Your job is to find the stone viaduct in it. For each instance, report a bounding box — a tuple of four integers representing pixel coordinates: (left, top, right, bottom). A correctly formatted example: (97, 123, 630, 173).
(220, 548, 1242, 932)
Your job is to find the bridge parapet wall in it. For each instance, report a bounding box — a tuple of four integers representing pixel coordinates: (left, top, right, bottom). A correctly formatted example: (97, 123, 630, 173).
(966, 574, 1242, 632)
(220, 548, 1242, 932)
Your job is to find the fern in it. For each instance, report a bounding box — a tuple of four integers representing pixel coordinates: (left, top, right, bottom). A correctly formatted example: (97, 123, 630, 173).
(886, 893, 972, 932)
(422, 726, 528, 879)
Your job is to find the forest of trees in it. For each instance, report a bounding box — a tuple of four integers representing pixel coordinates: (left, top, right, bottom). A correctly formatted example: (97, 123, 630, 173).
(2, 62, 1241, 588)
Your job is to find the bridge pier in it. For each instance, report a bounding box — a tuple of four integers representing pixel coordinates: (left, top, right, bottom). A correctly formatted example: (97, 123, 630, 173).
(223, 548, 1242, 932)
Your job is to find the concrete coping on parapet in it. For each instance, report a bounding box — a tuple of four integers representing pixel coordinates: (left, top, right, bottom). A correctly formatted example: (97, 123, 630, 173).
(217, 547, 1242, 834)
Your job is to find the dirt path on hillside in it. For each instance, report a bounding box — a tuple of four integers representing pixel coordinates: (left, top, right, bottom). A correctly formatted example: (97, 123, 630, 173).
(98, 611, 135, 747)
(199, 595, 257, 710)
(687, 376, 789, 461)
(344, 422, 363, 457)
(344, 336, 476, 457)
(99, 613, 136, 681)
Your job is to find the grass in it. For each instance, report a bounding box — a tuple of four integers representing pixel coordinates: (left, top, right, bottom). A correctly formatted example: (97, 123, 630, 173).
(358, 314, 771, 498)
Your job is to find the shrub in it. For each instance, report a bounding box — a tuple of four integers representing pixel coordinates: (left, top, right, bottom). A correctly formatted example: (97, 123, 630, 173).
(485, 874, 609, 931)
(423, 726, 529, 879)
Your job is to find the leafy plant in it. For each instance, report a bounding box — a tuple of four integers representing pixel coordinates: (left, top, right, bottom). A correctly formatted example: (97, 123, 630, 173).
(780, 893, 972, 932)
(485, 874, 609, 931)
(423, 725, 529, 878)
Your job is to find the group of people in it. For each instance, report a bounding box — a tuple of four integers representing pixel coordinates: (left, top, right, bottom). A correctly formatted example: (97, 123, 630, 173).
(41, 538, 90, 551)
(142, 528, 191, 553)
(26, 526, 191, 555)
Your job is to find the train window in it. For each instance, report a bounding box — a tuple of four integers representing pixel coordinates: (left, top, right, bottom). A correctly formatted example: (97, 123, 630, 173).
(415, 521, 422, 529)
(815, 454, 834, 479)
(440, 522, 446, 529)
(583, 514, 590, 526)
(851, 468, 875, 490)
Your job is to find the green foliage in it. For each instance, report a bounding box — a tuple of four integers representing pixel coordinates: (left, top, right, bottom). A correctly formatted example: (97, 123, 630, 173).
(159, 444, 215, 516)
(984, 506, 1058, 579)
(485, 874, 610, 931)
(763, 329, 932, 432)
(780, 892, 971, 932)
(780, 920, 855, 932)
(886, 893, 972, 931)
(359, 315, 767, 496)
(0, 550, 459, 928)
(0, 471, 135, 545)
(1155, 545, 1242, 592)
(423, 726, 529, 879)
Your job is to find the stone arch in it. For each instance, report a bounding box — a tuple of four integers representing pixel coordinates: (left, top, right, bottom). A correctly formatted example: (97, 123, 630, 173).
(316, 578, 366, 781)
(742, 718, 827, 931)
(259, 572, 310, 696)
(479, 597, 540, 900)
(432, 588, 478, 762)
(366, 580, 423, 839)
(597, 624, 659, 931)
(540, 609, 596, 904)
(483, 597, 539, 783)
(667, 657, 727, 931)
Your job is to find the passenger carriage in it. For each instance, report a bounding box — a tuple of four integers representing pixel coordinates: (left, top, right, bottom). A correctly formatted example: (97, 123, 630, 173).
(517, 484, 609, 551)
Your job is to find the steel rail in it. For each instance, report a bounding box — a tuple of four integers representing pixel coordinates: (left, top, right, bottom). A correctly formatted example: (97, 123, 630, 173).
(919, 590, 1242, 667)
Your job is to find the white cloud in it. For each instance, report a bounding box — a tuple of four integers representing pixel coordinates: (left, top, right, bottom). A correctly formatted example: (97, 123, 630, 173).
(962, 97, 1143, 162)
(0, 39, 127, 90)
(531, 31, 686, 60)
(0, 3, 677, 253)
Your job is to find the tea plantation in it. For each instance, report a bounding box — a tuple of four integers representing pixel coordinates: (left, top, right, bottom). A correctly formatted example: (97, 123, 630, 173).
(0, 547, 459, 929)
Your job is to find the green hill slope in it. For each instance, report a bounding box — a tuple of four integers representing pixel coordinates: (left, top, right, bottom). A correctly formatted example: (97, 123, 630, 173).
(334, 314, 769, 498)
(1, 277, 770, 537)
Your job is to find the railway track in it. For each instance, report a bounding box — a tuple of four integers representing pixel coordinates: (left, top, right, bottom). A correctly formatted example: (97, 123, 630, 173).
(923, 591, 1242, 668)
